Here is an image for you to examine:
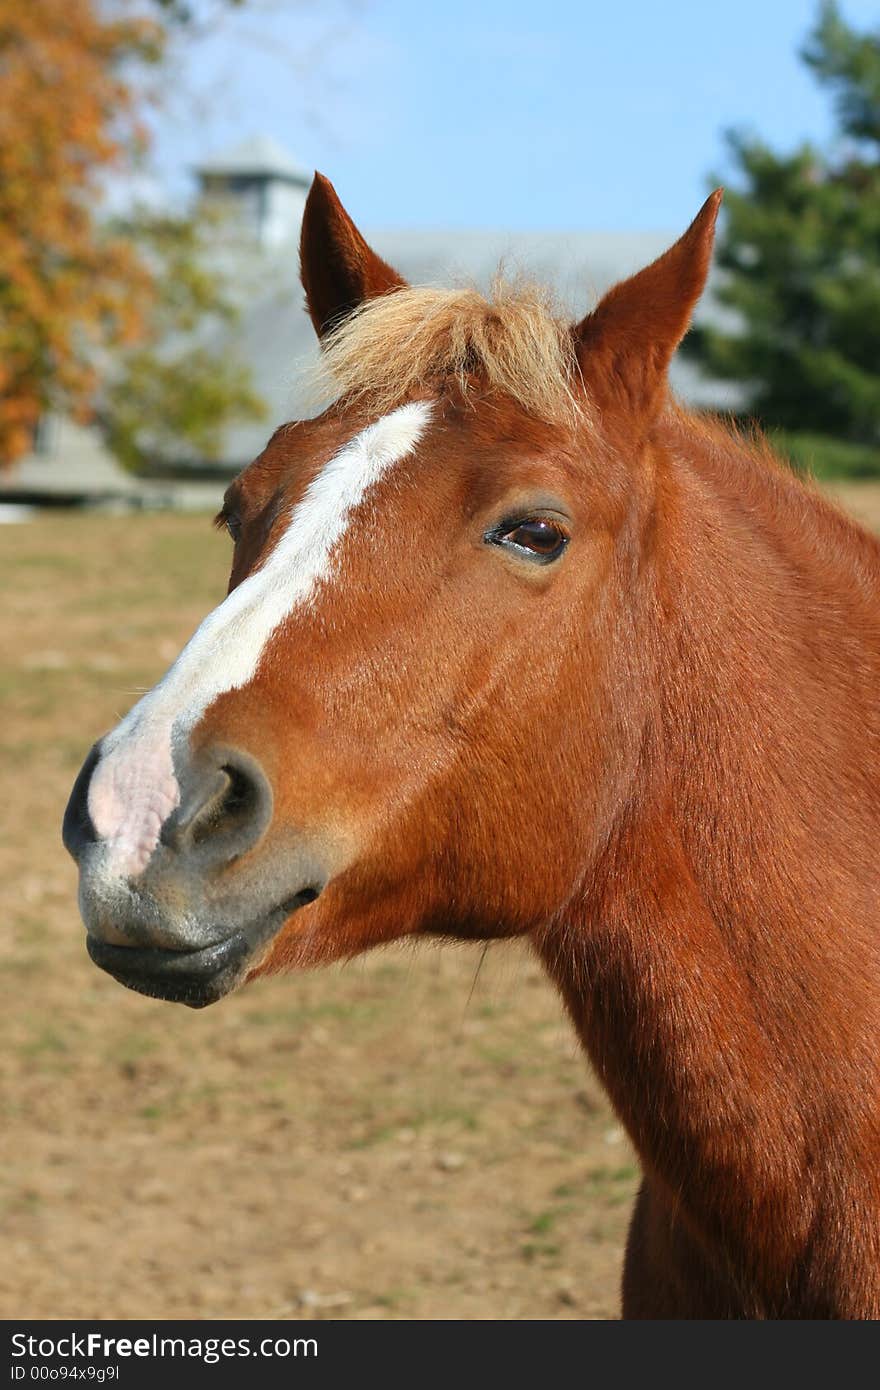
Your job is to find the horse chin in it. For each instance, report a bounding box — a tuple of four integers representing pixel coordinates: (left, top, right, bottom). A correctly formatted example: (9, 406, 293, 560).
(86, 931, 251, 1008)
(85, 891, 318, 1009)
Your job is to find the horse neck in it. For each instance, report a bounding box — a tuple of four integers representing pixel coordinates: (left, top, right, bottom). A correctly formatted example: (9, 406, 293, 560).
(538, 412, 880, 1308)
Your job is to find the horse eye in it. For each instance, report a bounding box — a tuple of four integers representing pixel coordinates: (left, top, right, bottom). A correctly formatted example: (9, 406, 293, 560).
(491, 517, 569, 563)
(226, 515, 242, 544)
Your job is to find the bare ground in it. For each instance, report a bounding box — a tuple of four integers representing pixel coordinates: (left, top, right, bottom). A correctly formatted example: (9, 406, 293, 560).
(3, 479, 877, 1321)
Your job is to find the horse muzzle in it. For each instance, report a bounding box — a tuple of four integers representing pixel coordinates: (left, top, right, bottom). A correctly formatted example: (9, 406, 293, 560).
(63, 738, 324, 1007)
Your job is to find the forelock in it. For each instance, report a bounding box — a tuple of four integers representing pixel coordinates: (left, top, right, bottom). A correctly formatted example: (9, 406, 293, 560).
(308, 278, 589, 428)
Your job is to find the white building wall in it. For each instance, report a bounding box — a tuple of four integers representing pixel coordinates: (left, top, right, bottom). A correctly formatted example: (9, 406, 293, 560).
(263, 181, 308, 248)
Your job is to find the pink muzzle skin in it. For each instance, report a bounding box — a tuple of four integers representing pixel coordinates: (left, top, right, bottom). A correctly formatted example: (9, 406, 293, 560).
(87, 725, 180, 880)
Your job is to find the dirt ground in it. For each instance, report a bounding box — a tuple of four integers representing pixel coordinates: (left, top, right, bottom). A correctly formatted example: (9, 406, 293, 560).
(2, 479, 877, 1321)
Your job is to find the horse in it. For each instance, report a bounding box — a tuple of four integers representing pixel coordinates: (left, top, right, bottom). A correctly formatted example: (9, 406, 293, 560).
(63, 174, 880, 1319)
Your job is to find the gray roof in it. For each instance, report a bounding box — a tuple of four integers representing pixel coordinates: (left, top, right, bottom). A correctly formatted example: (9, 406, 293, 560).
(211, 226, 740, 468)
(195, 135, 311, 185)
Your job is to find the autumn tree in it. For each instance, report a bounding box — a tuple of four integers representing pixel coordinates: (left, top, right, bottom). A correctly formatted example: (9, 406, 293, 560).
(684, 2, 880, 473)
(0, 2, 153, 463)
(0, 0, 263, 470)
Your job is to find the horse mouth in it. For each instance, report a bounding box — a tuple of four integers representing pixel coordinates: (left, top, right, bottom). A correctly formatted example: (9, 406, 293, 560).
(85, 889, 319, 1008)
(86, 932, 253, 1008)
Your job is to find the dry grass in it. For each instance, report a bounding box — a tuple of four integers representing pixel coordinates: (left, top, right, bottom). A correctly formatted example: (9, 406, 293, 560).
(0, 511, 633, 1321)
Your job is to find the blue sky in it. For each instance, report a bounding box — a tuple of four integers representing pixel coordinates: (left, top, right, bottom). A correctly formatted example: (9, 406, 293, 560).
(151, 0, 878, 232)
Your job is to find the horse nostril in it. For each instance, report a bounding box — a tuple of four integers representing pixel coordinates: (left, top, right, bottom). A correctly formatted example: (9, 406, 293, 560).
(62, 740, 102, 861)
(162, 747, 273, 865)
(190, 763, 257, 846)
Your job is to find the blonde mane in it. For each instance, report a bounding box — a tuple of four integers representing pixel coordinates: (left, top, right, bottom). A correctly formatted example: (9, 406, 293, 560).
(309, 278, 586, 425)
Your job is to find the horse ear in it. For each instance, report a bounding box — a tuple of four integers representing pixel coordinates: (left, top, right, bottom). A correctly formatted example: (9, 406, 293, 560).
(300, 173, 408, 339)
(573, 189, 722, 421)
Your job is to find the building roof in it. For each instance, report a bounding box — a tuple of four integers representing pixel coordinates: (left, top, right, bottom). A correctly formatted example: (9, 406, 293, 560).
(195, 134, 311, 185)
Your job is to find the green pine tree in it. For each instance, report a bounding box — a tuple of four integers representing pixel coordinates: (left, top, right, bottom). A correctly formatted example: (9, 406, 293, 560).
(684, 2, 880, 475)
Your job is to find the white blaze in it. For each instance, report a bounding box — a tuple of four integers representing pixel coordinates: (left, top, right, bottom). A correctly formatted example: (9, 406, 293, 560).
(88, 402, 433, 878)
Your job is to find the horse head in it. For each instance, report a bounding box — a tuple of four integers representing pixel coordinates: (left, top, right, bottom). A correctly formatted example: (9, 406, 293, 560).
(64, 175, 720, 1007)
